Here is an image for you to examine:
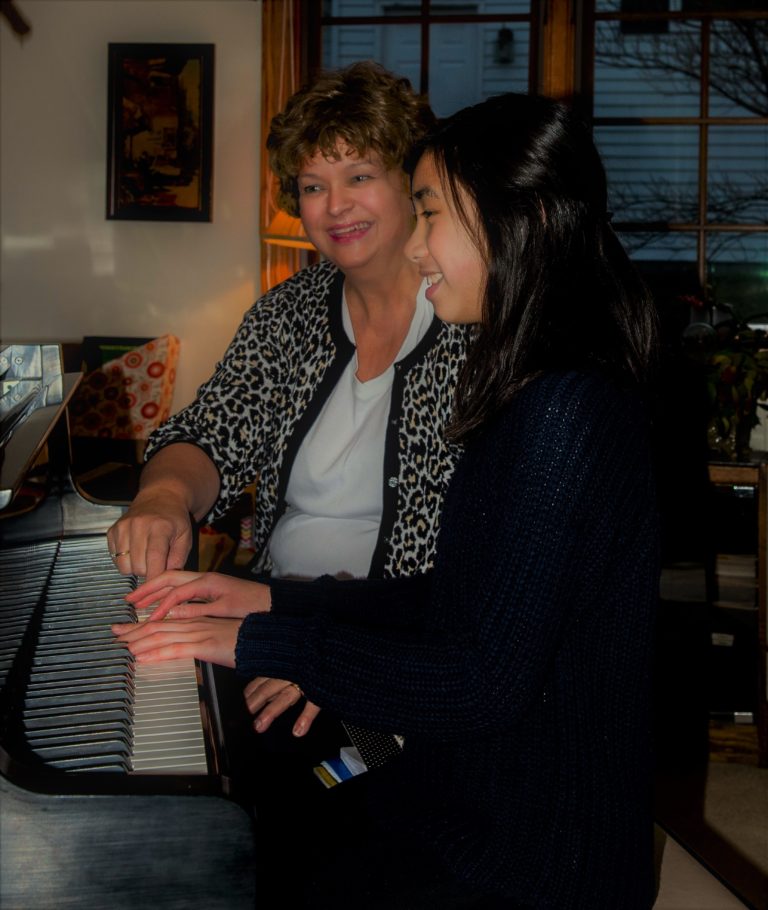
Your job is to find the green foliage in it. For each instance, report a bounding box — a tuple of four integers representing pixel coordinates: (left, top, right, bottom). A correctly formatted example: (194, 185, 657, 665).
(706, 337, 768, 460)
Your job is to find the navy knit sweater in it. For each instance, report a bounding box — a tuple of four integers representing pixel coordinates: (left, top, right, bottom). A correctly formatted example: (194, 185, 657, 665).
(236, 370, 659, 908)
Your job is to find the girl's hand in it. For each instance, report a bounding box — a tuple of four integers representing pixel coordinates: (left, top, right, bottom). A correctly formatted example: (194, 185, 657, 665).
(125, 571, 271, 621)
(112, 616, 241, 668)
(243, 676, 322, 737)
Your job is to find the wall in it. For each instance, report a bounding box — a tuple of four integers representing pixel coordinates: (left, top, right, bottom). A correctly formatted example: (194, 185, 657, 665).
(0, 0, 261, 410)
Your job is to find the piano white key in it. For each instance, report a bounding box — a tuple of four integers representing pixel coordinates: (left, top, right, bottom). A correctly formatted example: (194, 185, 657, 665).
(129, 657, 208, 774)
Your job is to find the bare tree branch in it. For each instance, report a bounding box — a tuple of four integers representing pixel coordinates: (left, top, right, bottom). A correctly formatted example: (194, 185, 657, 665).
(596, 19, 768, 117)
(0, 1, 31, 38)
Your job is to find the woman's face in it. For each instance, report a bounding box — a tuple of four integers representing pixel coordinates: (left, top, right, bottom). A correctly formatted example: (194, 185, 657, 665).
(405, 153, 485, 325)
(297, 143, 414, 275)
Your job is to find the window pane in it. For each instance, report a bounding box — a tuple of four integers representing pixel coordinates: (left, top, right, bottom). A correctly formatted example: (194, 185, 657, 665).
(708, 233, 768, 323)
(322, 0, 530, 15)
(593, 0, 764, 12)
(322, 24, 422, 88)
(595, 125, 700, 222)
(429, 22, 530, 116)
(322, 0, 419, 15)
(708, 126, 768, 224)
(618, 230, 698, 262)
(487, 0, 530, 10)
(594, 18, 701, 117)
(428, 0, 530, 12)
(709, 19, 768, 117)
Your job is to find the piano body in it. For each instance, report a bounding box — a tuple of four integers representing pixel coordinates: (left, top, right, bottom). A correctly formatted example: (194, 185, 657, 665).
(0, 345, 257, 909)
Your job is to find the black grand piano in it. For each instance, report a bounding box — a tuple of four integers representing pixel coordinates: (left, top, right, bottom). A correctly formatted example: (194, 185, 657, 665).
(0, 344, 257, 909)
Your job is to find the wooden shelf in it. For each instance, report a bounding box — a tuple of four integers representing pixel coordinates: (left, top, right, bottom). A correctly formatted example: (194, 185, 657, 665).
(707, 462, 768, 767)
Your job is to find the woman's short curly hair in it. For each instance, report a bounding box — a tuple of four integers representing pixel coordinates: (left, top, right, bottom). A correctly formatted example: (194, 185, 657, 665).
(267, 60, 435, 216)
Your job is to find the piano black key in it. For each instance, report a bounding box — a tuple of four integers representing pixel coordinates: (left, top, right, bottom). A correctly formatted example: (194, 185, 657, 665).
(22, 707, 136, 731)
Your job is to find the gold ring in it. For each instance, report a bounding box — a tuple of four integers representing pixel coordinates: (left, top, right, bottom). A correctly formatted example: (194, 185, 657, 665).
(110, 550, 130, 558)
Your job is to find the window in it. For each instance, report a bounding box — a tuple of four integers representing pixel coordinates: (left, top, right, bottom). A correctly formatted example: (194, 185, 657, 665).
(587, 1, 767, 323)
(308, 1, 536, 117)
(304, 2, 766, 321)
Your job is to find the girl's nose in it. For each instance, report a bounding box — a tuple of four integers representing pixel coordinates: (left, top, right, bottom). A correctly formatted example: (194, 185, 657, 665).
(405, 219, 425, 261)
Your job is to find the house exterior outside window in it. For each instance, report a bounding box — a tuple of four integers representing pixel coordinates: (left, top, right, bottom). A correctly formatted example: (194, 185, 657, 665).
(312, 1, 536, 116)
(587, 1, 767, 327)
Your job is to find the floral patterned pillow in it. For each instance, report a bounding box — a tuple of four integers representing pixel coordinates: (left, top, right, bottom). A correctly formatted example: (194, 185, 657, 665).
(70, 335, 180, 440)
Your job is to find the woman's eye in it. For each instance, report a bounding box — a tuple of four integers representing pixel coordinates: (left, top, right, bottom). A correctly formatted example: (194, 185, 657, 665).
(420, 209, 435, 220)
(352, 174, 372, 184)
(300, 184, 322, 195)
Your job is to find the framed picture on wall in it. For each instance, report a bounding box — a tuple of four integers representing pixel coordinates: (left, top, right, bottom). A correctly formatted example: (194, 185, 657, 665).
(107, 43, 214, 222)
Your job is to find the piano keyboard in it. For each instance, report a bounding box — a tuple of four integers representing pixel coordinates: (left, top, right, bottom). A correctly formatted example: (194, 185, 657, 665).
(0, 351, 258, 908)
(0, 536, 207, 775)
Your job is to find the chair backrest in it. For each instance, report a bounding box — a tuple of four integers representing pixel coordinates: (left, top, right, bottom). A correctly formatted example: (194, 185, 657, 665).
(69, 334, 180, 441)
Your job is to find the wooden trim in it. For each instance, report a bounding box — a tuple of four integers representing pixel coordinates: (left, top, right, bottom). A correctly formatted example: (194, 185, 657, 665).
(707, 464, 759, 485)
(260, 0, 305, 293)
(538, 0, 577, 100)
(707, 460, 767, 765)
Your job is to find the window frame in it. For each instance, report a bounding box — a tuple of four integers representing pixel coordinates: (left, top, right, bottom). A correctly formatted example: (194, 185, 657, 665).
(299, 1, 766, 305)
(580, 2, 768, 295)
(302, 0, 545, 100)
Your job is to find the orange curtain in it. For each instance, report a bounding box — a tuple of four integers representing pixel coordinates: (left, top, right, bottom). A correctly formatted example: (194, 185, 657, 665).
(261, 0, 305, 292)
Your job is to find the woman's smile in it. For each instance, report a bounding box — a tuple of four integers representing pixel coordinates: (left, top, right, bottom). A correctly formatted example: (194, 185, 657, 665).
(327, 220, 373, 243)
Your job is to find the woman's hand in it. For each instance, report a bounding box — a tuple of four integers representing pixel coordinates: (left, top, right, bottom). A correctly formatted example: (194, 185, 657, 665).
(106, 444, 220, 580)
(107, 491, 194, 580)
(243, 676, 321, 738)
(112, 616, 241, 667)
(125, 571, 271, 621)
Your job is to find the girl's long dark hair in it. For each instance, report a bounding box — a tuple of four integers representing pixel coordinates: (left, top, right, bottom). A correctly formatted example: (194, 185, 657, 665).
(414, 93, 658, 442)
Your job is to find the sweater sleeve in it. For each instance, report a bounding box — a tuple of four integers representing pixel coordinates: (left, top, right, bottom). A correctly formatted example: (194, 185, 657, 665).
(235, 372, 656, 741)
(143, 296, 287, 520)
(266, 572, 433, 629)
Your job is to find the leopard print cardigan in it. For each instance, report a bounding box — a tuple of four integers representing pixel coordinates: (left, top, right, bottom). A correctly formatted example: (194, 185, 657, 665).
(145, 259, 470, 579)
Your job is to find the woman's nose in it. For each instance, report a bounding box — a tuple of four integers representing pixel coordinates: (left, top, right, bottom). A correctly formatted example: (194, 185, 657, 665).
(326, 184, 351, 216)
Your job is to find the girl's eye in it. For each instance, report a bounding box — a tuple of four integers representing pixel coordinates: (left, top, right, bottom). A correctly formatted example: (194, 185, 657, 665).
(352, 174, 372, 184)
(420, 209, 435, 220)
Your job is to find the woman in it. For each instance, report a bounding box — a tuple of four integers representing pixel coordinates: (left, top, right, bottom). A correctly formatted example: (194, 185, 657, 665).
(107, 60, 468, 735)
(116, 92, 659, 907)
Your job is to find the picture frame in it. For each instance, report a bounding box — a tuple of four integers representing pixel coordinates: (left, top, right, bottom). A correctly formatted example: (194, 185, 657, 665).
(106, 43, 214, 222)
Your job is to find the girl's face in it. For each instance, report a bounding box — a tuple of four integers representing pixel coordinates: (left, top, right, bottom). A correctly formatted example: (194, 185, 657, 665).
(405, 152, 485, 325)
(297, 142, 414, 276)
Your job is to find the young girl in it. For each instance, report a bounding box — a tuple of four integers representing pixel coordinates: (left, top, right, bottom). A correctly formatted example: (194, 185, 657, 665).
(115, 92, 659, 908)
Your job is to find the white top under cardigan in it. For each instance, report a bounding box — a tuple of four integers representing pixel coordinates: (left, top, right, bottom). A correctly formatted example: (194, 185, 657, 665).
(268, 281, 433, 579)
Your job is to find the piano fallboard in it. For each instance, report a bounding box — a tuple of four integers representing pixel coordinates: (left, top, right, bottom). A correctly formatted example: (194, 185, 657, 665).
(1, 771, 257, 910)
